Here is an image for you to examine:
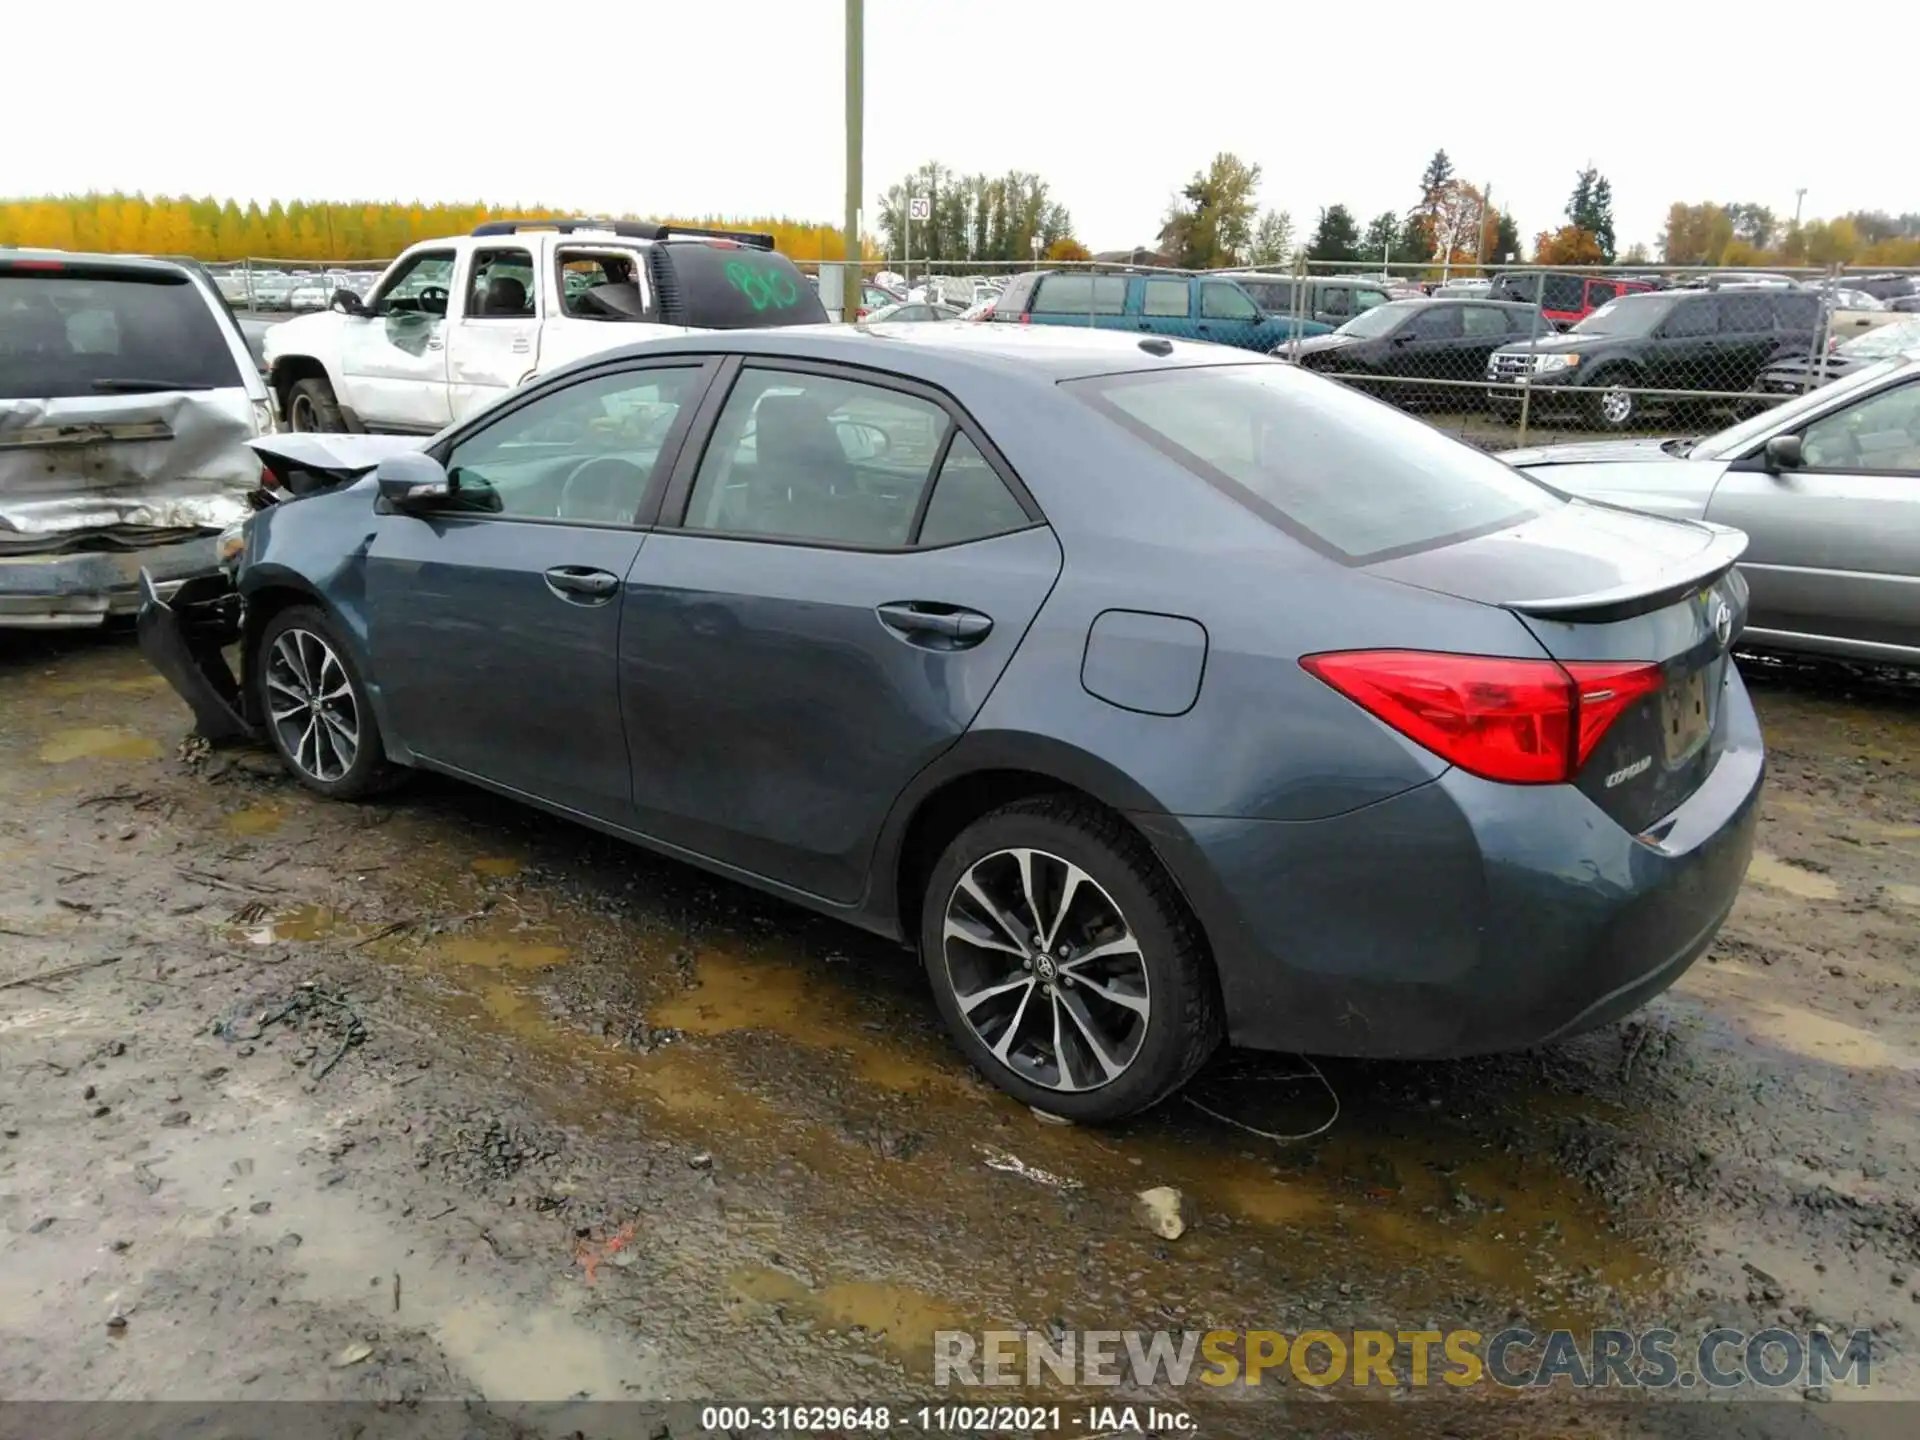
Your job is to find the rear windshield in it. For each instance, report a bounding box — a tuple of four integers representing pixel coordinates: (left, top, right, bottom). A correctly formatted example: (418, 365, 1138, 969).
(1069, 362, 1557, 564)
(661, 244, 828, 329)
(0, 269, 245, 400)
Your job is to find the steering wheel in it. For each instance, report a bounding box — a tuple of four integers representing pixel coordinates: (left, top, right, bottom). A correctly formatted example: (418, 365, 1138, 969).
(416, 285, 450, 316)
(556, 456, 648, 523)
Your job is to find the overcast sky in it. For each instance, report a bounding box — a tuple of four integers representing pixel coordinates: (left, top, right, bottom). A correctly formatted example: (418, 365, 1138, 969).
(6, 1, 1912, 256)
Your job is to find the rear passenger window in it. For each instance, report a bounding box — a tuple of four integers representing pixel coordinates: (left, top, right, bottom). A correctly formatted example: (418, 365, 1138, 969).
(1142, 279, 1190, 317)
(917, 435, 1030, 547)
(683, 367, 950, 547)
(1585, 280, 1618, 308)
(1032, 275, 1127, 315)
(1200, 283, 1257, 320)
(1775, 294, 1819, 331)
(1661, 298, 1718, 337)
(1721, 295, 1773, 333)
(1461, 307, 1509, 337)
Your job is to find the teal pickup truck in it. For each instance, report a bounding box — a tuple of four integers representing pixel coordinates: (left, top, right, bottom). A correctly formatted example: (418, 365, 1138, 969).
(987, 271, 1332, 351)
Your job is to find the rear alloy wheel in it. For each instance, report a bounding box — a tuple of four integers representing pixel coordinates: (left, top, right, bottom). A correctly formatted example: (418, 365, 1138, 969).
(285, 376, 344, 433)
(254, 606, 400, 800)
(921, 797, 1221, 1122)
(1586, 372, 1638, 431)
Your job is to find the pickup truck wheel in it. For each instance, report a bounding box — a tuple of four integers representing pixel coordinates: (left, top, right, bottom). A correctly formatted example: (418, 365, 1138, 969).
(286, 377, 344, 433)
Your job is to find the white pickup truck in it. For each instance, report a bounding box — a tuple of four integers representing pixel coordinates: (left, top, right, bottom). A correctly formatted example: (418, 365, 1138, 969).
(262, 220, 826, 435)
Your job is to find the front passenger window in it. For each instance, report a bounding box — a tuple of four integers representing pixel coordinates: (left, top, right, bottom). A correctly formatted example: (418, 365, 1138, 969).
(1200, 283, 1257, 321)
(1800, 383, 1920, 472)
(442, 367, 701, 523)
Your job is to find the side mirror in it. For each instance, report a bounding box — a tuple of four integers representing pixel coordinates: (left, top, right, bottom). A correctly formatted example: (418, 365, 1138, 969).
(331, 288, 367, 316)
(1763, 434, 1804, 472)
(375, 452, 452, 509)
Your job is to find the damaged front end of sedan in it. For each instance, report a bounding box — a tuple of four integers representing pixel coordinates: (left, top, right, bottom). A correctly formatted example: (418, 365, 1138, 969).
(136, 432, 419, 743)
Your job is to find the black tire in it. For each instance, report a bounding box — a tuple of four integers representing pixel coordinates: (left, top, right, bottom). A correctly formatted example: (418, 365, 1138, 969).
(285, 375, 344, 433)
(252, 605, 403, 800)
(920, 795, 1222, 1123)
(1583, 369, 1641, 432)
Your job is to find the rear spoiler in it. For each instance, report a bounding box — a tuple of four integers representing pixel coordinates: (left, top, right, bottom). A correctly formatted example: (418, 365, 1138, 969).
(1505, 520, 1747, 620)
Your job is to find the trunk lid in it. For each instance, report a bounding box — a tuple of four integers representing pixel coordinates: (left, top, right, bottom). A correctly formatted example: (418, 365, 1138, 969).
(1369, 500, 1751, 833)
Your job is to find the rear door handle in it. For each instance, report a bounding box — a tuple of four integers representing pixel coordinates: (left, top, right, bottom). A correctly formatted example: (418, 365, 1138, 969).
(543, 566, 620, 602)
(876, 601, 993, 646)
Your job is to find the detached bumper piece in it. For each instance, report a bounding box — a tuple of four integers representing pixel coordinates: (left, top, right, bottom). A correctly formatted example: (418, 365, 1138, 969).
(136, 570, 255, 743)
(0, 534, 222, 630)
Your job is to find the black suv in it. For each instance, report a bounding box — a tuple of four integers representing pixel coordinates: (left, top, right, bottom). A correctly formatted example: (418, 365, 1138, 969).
(1486, 288, 1822, 430)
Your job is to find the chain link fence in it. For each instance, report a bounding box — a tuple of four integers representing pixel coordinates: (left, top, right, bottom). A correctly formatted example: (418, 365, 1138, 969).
(209, 257, 391, 314)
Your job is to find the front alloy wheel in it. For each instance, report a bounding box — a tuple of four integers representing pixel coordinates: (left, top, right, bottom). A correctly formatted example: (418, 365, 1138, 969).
(944, 848, 1151, 1093)
(264, 627, 359, 783)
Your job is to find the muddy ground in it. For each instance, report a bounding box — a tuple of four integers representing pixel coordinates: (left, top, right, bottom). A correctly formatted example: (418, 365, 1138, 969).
(2, 632, 1916, 1439)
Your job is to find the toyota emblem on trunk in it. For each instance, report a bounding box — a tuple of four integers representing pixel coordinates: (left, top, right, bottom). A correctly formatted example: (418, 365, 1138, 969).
(1713, 601, 1734, 649)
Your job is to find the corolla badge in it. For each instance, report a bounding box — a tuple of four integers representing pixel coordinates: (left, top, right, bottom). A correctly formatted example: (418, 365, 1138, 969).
(1713, 600, 1734, 649)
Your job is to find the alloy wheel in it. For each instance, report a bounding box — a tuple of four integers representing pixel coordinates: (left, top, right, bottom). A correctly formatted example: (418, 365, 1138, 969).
(264, 628, 359, 783)
(288, 394, 317, 431)
(1601, 386, 1634, 426)
(942, 847, 1150, 1092)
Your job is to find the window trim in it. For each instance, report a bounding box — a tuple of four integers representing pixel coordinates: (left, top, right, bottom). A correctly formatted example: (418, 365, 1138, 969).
(421, 355, 723, 530)
(656, 355, 1047, 553)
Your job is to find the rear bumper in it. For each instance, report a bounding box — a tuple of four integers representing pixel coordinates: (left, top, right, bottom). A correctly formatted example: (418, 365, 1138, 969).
(135, 570, 254, 742)
(0, 535, 222, 629)
(1140, 665, 1765, 1058)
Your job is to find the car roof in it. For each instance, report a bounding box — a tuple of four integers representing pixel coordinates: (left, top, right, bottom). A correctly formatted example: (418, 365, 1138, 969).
(547, 320, 1258, 385)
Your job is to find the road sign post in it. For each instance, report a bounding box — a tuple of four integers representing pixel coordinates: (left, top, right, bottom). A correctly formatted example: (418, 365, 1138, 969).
(907, 194, 930, 293)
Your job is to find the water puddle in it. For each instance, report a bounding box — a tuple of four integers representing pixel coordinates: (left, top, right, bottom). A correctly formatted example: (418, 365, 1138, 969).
(1883, 882, 1920, 908)
(428, 935, 571, 971)
(1746, 851, 1841, 901)
(37, 727, 162, 764)
(224, 803, 287, 837)
(224, 902, 362, 946)
(727, 1265, 968, 1369)
(471, 856, 523, 878)
(650, 948, 962, 1094)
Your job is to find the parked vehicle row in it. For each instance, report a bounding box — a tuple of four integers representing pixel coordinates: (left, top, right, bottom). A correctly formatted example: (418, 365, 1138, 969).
(986, 270, 1332, 351)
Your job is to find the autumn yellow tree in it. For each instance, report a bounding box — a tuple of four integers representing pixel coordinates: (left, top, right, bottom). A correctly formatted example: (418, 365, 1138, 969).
(1534, 226, 1604, 265)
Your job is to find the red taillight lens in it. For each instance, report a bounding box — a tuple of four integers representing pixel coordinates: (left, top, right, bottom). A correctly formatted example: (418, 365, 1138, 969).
(1301, 651, 1663, 785)
(1564, 660, 1664, 768)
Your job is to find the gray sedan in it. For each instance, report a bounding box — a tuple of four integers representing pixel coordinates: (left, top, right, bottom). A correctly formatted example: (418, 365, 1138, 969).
(1506, 355, 1920, 668)
(137, 325, 1762, 1121)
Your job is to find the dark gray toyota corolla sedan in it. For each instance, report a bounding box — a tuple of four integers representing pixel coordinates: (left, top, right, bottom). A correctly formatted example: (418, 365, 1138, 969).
(139, 323, 1764, 1122)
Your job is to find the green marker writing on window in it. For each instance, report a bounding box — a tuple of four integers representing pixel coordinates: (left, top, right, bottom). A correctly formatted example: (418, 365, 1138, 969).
(725, 259, 800, 312)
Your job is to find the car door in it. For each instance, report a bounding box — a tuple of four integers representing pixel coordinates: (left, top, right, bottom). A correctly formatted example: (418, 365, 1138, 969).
(343, 248, 457, 433)
(445, 244, 541, 423)
(1648, 294, 1719, 393)
(1138, 276, 1194, 338)
(619, 359, 1062, 901)
(1705, 376, 1920, 657)
(1385, 303, 1465, 399)
(1715, 293, 1777, 392)
(363, 359, 717, 818)
(1195, 280, 1262, 350)
(1454, 304, 1516, 397)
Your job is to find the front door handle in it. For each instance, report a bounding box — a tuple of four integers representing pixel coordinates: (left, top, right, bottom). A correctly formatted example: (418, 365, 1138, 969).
(876, 601, 993, 647)
(543, 566, 620, 603)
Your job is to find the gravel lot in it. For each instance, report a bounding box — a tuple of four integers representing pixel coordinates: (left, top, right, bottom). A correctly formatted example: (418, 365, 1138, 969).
(2, 631, 1915, 1437)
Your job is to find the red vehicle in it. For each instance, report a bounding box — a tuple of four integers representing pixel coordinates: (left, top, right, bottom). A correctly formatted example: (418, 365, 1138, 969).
(1488, 271, 1654, 330)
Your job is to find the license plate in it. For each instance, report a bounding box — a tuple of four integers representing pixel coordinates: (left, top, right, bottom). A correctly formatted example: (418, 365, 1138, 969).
(1662, 670, 1711, 764)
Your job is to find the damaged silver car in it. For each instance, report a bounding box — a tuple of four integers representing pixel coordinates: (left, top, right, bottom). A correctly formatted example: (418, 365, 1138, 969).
(1, 251, 273, 629)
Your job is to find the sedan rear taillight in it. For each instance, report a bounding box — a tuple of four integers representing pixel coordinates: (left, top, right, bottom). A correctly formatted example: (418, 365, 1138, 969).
(1301, 651, 1663, 785)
